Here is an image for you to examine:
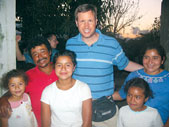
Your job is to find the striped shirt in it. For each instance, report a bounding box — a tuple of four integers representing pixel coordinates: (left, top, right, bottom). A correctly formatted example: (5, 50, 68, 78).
(66, 29, 129, 99)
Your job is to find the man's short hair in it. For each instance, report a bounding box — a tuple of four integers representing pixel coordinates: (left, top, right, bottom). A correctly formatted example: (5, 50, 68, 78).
(27, 36, 51, 58)
(74, 4, 97, 21)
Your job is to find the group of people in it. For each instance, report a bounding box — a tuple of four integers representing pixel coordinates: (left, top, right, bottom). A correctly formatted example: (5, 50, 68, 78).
(0, 3, 169, 127)
(16, 32, 59, 64)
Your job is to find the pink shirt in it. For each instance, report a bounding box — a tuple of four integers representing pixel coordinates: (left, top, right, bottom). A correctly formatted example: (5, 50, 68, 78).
(26, 66, 58, 127)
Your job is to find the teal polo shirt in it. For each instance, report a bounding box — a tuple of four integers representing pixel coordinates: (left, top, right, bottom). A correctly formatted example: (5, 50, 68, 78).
(66, 29, 129, 99)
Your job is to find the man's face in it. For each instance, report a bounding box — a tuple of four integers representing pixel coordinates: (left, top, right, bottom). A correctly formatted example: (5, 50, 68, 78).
(48, 35, 59, 49)
(75, 10, 97, 40)
(31, 44, 51, 68)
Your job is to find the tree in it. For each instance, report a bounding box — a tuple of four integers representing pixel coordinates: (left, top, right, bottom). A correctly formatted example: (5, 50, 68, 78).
(160, 0, 169, 70)
(16, 0, 105, 38)
(150, 17, 160, 39)
(16, 0, 105, 49)
(101, 0, 142, 36)
(120, 17, 161, 65)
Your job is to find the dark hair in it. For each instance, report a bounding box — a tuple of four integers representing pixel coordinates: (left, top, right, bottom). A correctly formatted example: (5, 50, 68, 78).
(53, 50, 77, 66)
(75, 4, 97, 21)
(124, 78, 153, 98)
(2, 69, 28, 89)
(142, 43, 166, 62)
(27, 36, 51, 58)
(43, 33, 56, 41)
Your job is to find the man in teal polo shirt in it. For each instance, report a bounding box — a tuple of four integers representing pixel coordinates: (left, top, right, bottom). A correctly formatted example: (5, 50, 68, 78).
(66, 4, 143, 127)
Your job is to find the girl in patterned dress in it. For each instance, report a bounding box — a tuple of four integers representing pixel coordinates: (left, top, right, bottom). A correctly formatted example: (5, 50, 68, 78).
(1, 69, 37, 127)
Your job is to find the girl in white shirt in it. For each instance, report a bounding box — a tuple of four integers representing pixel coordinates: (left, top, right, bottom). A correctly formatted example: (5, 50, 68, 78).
(117, 77, 163, 127)
(41, 50, 92, 127)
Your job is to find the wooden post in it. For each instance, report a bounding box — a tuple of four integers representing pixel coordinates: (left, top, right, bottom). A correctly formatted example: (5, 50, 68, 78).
(0, 0, 16, 96)
(160, 0, 169, 71)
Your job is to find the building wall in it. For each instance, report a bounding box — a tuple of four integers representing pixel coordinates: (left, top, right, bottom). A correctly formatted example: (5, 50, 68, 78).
(160, 0, 169, 71)
(0, 0, 16, 96)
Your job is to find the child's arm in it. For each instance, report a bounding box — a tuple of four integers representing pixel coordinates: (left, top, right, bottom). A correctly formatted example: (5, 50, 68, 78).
(41, 102, 51, 127)
(82, 98, 92, 127)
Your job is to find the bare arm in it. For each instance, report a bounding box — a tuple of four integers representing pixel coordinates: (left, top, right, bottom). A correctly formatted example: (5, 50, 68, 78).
(124, 61, 143, 72)
(41, 102, 51, 127)
(16, 35, 26, 61)
(112, 91, 124, 101)
(1, 117, 8, 127)
(0, 91, 12, 118)
(164, 117, 169, 127)
(82, 98, 92, 127)
(0, 109, 11, 127)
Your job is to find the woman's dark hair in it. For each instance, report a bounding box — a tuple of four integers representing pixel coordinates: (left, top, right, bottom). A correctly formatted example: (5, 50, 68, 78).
(141, 43, 166, 62)
(2, 69, 28, 89)
(53, 50, 77, 66)
(124, 77, 153, 98)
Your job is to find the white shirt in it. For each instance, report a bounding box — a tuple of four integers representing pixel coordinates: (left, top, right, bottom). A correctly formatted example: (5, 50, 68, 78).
(41, 80, 92, 127)
(8, 93, 37, 127)
(117, 105, 163, 127)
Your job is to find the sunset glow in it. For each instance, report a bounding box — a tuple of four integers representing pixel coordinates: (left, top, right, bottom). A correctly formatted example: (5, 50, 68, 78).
(122, 0, 161, 38)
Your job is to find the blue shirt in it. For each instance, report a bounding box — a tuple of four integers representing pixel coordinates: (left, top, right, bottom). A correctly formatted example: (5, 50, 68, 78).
(24, 49, 58, 64)
(119, 69, 169, 124)
(66, 29, 129, 99)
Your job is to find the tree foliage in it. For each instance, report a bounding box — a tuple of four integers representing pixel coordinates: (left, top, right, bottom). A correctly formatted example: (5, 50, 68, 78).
(150, 17, 160, 38)
(101, 0, 142, 36)
(16, 0, 142, 49)
(120, 17, 161, 64)
(16, 0, 104, 38)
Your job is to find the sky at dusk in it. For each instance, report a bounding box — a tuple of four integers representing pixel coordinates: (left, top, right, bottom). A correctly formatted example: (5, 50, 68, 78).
(123, 0, 161, 38)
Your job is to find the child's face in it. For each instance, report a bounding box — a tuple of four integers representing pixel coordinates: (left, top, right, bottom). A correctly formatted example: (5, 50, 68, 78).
(127, 87, 148, 111)
(55, 56, 75, 80)
(8, 77, 26, 100)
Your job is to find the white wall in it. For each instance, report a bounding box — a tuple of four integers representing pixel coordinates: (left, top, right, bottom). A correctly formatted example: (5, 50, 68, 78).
(0, 0, 16, 96)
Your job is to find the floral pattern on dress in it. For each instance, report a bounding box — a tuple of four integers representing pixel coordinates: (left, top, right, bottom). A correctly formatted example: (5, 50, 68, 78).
(137, 71, 169, 84)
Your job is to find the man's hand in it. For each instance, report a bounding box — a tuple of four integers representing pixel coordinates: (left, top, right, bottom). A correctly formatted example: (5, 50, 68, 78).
(112, 91, 123, 101)
(0, 96, 12, 118)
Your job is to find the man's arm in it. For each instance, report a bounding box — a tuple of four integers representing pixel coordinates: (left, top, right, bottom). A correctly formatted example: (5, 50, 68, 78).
(16, 35, 26, 61)
(0, 91, 12, 118)
(124, 61, 143, 72)
(164, 117, 169, 127)
(1, 117, 9, 127)
(82, 98, 92, 127)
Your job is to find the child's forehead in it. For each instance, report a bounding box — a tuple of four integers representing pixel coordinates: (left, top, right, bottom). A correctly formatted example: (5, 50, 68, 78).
(129, 86, 143, 90)
(128, 86, 145, 93)
(9, 76, 25, 82)
(57, 55, 72, 61)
